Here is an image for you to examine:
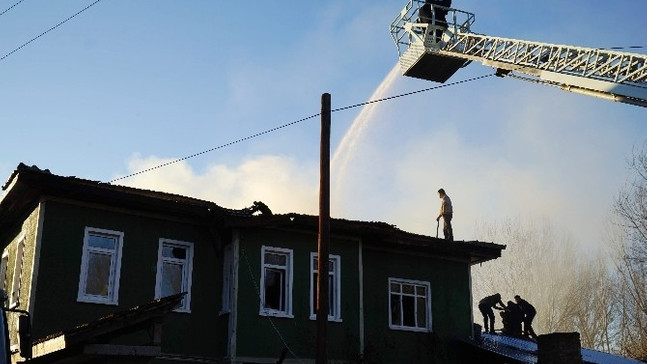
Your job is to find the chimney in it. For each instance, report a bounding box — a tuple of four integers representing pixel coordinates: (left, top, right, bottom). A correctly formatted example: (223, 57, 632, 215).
(537, 332, 582, 364)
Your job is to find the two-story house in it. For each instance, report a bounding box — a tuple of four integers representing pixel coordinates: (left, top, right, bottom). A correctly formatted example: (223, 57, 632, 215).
(0, 163, 504, 363)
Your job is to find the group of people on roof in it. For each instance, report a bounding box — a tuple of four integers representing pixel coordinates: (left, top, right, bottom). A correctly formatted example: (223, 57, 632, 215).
(478, 293, 537, 340)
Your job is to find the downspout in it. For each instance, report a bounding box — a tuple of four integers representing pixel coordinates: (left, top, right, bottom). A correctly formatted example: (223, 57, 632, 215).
(358, 239, 364, 355)
(468, 263, 473, 338)
(230, 229, 240, 363)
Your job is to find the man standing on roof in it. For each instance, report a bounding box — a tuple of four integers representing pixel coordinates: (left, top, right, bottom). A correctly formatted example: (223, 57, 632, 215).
(436, 188, 453, 241)
(479, 293, 506, 334)
(514, 295, 538, 340)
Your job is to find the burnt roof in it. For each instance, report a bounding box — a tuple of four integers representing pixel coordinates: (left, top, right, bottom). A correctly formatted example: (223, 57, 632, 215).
(226, 213, 505, 265)
(0, 164, 232, 235)
(34, 293, 184, 346)
(1, 164, 505, 265)
(30, 294, 184, 362)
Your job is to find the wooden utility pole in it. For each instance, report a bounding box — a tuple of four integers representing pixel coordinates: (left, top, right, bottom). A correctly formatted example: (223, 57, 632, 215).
(316, 93, 331, 364)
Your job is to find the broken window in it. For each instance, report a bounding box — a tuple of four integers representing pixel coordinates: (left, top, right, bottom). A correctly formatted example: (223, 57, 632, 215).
(388, 278, 431, 332)
(155, 239, 194, 312)
(77, 227, 124, 305)
(310, 253, 341, 321)
(260, 246, 293, 317)
(0, 251, 8, 292)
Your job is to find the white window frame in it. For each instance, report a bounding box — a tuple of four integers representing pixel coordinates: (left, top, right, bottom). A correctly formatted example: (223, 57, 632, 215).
(9, 238, 25, 308)
(154, 239, 194, 313)
(309, 253, 342, 322)
(388, 278, 432, 332)
(0, 250, 8, 292)
(259, 246, 293, 318)
(77, 227, 124, 305)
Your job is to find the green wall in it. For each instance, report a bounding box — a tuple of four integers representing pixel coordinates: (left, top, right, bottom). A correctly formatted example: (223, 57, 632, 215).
(3, 197, 476, 363)
(234, 228, 362, 362)
(33, 200, 224, 358)
(361, 246, 471, 364)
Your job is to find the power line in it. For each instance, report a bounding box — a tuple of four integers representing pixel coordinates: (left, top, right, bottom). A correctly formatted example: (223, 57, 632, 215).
(332, 73, 493, 113)
(109, 113, 322, 183)
(603, 46, 646, 51)
(109, 73, 494, 184)
(0, 0, 103, 62)
(0, 0, 26, 17)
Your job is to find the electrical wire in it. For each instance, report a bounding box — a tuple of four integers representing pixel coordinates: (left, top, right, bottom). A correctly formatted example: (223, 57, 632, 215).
(602, 46, 646, 51)
(109, 112, 322, 183)
(0, 0, 103, 62)
(109, 73, 494, 184)
(332, 73, 493, 113)
(0, 0, 26, 17)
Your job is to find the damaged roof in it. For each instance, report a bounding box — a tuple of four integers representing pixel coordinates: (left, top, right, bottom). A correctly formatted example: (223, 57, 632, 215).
(225, 212, 505, 265)
(29, 294, 184, 362)
(1, 164, 504, 264)
(465, 333, 644, 364)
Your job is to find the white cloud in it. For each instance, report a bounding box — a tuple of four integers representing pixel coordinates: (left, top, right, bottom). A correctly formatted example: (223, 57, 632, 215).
(118, 154, 318, 214)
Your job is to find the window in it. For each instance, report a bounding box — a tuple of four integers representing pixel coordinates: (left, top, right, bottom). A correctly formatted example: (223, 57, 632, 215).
(310, 253, 341, 321)
(10, 239, 25, 307)
(77, 227, 124, 305)
(155, 239, 194, 312)
(0, 251, 8, 292)
(388, 278, 431, 332)
(260, 246, 293, 317)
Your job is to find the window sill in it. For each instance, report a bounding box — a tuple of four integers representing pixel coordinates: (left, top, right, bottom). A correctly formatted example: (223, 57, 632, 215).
(389, 325, 432, 333)
(309, 314, 343, 323)
(170, 308, 191, 314)
(259, 310, 293, 319)
(77, 296, 119, 306)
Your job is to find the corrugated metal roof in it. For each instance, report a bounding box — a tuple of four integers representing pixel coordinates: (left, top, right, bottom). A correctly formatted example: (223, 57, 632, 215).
(477, 333, 537, 364)
(582, 348, 646, 364)
(469, 333, 644, 364)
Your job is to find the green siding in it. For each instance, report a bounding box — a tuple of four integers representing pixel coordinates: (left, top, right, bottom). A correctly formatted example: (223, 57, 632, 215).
(1, 196, 479, 363)
(361, 246, 470, 364)
(32, 200, 224, 359)
(234, 228, 361, 362)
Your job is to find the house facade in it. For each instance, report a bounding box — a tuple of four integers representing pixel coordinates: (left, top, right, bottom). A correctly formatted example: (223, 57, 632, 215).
(0, 164, 504, 363)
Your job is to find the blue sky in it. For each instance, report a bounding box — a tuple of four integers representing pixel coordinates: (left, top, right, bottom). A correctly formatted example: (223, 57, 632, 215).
(1, 0, 646, 249)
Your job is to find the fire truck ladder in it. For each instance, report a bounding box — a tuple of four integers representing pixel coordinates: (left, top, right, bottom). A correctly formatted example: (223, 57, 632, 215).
(390, 1, 647, 108)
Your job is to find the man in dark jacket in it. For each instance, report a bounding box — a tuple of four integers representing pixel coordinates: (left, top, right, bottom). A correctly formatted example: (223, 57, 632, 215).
(418, 0, 452, 41)
(514, 295, 538, 339)
(501, 301, 523, 337)
(478, 293, 506, 333)
(430, 0, 452, 27)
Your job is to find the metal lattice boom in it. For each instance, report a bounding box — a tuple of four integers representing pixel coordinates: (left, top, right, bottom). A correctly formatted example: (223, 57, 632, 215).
(390, 1, 647, 107)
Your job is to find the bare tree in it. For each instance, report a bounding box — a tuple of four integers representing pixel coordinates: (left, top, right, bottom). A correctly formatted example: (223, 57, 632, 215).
(612, 141, 647, 360)
(472, 217, 617, 351)
(560, 260, 618, 351)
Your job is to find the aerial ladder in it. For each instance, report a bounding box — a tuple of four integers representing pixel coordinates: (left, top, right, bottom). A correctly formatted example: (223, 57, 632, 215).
(390, 1, 647, 108)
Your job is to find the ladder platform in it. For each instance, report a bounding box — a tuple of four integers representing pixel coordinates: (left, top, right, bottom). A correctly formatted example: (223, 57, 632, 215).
(403, 51, 468, 83)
